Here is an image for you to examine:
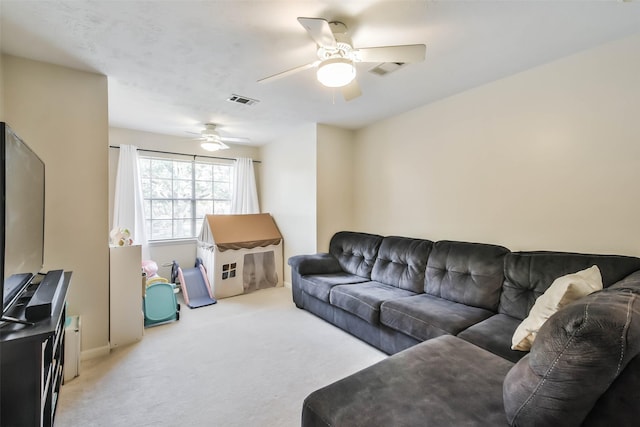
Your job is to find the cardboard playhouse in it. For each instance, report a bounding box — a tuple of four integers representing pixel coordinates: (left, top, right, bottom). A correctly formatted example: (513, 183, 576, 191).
(197, 213, 283, 299)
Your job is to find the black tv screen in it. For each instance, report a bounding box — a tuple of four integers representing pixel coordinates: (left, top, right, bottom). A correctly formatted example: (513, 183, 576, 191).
(1, 122, 45, 315)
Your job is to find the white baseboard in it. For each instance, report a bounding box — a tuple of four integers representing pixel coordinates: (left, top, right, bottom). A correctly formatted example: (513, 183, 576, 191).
(81, 344, 110, 361)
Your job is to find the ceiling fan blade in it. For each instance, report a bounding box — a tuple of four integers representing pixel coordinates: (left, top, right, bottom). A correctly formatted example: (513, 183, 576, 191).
(220, 136, 251, 144)
(258, 60, 320, 83)
(297, 17, 337, 48)
(342, 79, 362, 102)
(357, 44, 426, 63)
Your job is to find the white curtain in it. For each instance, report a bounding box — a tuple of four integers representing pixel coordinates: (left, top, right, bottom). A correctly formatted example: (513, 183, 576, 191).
(231, 157, 259, 214)
(112, 144, 149, 259)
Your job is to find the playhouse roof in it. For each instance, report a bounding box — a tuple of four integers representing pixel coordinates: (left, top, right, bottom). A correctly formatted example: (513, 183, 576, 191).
(199, 213, 282, 251)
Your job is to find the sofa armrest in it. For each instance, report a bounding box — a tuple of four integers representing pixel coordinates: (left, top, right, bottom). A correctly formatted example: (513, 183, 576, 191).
(288, 253, 343, 275)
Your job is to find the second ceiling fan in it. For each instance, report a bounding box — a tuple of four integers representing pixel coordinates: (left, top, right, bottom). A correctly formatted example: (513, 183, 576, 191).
(258, 17, 426, 101)
(191, 123, 250, 151)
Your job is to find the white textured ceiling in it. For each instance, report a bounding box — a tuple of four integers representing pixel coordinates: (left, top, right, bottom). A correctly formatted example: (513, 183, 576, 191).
(1, 1, 639, 145)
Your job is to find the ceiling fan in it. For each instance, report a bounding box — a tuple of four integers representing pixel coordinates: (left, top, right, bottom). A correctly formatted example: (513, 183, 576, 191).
(258, 17, 426, 101)
(189, 123, 249, 151)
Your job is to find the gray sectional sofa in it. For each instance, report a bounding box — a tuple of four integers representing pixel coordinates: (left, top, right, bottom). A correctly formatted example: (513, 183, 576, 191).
(288, 231, 640, 426)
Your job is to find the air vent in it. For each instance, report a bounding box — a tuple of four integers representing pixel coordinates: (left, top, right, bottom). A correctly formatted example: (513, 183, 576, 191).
(368, 62, 407, 76)
(226, 94, 259, 106)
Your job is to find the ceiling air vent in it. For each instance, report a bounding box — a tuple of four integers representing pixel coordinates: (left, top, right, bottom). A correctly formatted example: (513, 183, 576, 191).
(368, 62, 407, 77)
(226, 94, 259, 106)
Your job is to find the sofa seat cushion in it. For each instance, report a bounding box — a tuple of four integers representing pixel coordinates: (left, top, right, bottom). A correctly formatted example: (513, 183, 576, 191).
(457, 314, 525, 363)
(330, 282, 416, 325)
(302, 335, 513, 427)
(380, 294, 494, 342)
(299, 273, 369, 302)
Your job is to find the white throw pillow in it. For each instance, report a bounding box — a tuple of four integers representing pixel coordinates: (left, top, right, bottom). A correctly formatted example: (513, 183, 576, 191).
(511, 265, 603, 351)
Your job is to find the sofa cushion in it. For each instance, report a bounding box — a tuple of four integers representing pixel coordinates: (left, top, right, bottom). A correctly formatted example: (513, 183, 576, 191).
(610, 269, 640, 292)
(371, 236, 433, 293)
(503, 287, 640, 427)
(302, 335, 513, 427)
(425, 240, 509, 311)
(457, 314, 525, 363)
(499, 251, 640, 320)
(564, 270, 640, 426)
(330, 282, 415, 325)
(380, 294, 494, 342)
(581, 356, 640, 426)
(299, 273, 370, 302)
(329, 231, 383, 278)
(511, 265, 602, 351)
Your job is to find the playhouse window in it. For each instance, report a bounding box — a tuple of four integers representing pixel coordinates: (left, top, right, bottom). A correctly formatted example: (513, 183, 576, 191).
(139, 156, 233, 240)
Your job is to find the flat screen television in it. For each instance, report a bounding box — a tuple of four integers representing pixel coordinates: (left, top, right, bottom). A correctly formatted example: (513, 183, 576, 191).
(0, 122, 45, 321)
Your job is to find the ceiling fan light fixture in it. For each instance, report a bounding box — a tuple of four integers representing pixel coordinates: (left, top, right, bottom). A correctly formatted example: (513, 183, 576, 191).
(201, 140, 227, 152)
(316, 57, 356, 88)
(197, 123, 231, 151)
(202, 133, 222, 143)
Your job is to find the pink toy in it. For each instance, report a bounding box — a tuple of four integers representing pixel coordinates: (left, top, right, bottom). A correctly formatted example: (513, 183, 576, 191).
(142, 260, 169, 286)
(141, 259, 159, 278)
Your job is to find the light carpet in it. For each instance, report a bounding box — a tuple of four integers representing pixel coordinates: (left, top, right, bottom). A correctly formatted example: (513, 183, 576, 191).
(56, 287, 386, 427)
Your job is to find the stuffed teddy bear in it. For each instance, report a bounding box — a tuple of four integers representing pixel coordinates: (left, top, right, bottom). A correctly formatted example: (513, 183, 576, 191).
(109, 226, 134, 247)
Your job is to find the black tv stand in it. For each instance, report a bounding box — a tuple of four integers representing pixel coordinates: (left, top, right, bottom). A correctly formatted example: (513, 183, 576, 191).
(0, 271, 71, 426)
(0, 315, 34, 326)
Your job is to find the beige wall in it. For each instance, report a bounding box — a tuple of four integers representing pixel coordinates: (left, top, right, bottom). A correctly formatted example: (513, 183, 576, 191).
(109, 126, 261, 278)
(353, 33, 640, 257)
(259, 123, 317, 285)
(0, 53, 4, 119)
(2, 55, 109, 352)
(316, 124, 355, 252)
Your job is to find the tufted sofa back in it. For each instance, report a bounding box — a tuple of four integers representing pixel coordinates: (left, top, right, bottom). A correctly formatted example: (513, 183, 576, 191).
(499, 251, 640, 320)
(371, 236, 433, 293)
(329, 231, 384, 278)
(425, 241, 509, 311)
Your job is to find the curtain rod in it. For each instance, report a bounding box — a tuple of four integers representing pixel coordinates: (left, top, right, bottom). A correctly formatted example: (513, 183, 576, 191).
(109, 145, 261, 163)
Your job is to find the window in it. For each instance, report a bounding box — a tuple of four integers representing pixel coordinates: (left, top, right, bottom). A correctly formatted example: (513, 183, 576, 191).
(139, 156, 232, 240)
